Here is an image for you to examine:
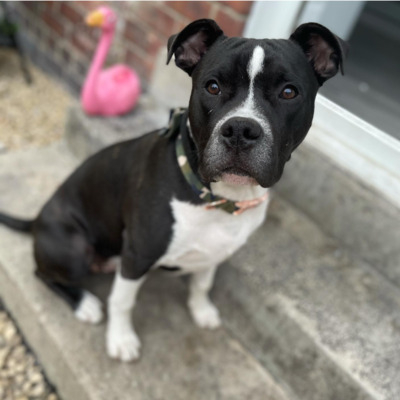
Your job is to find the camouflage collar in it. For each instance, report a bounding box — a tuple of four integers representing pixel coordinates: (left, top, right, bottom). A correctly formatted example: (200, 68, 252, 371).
(163, 108, 269, 215)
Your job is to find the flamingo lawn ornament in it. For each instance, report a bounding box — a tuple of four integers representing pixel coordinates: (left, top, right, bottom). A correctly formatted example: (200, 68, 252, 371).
(81, 6, 141, 116)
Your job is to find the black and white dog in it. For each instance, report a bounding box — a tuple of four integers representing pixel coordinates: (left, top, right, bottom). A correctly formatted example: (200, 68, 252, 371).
(0, 19, 346, 361)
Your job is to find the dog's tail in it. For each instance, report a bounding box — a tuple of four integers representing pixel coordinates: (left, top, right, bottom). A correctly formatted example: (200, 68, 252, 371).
(0, 212, 34, 233)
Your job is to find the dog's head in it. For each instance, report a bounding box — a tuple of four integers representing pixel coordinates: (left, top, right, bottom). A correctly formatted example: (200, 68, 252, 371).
(167, 19, 347, 188)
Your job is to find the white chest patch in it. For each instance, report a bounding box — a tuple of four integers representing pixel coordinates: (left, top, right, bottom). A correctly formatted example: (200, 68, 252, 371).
(156, 185, 269, 273)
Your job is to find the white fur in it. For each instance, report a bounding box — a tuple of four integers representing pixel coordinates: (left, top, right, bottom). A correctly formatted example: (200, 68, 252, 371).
(212, 45, 271, 138)
(74, 291, 103, 324)
(188, 266, 221, 329)
(107, 267, 146, 362)
(156, 184, 269, 274)
(157, 183, 269, 328)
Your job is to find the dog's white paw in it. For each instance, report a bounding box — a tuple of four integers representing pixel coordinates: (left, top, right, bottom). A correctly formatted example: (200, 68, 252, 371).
(189, 299, 222, 329)
(107, 329, 141, 362)
(74, 291, 103, 324)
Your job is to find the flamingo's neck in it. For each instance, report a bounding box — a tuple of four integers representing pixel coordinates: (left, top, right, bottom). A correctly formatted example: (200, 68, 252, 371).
(90, 27, 114, 76)
(82, 27, 115, 109)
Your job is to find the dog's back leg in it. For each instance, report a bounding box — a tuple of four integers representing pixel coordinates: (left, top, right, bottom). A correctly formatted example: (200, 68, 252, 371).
(37, 276, 103, 324)
(33, 225, 104, 324)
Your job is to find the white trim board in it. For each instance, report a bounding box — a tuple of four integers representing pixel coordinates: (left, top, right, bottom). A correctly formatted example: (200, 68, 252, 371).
(244, 1, 303, 39)
(306, 95, 400, 209)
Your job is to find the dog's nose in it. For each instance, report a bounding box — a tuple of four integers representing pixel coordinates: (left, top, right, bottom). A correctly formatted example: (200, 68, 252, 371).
(220, 118, 262, 149)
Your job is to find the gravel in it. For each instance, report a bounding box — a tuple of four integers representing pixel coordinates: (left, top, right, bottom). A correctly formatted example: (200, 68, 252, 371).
(0, 303, 59, 400)
(0, 48, 72, 151)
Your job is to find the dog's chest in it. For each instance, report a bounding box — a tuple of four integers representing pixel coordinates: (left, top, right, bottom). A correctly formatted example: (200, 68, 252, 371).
(156, 194, 268, 272)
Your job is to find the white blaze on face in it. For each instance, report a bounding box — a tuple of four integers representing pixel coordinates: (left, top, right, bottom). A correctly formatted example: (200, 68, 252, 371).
(246, 45, 265, 107)
(211, 45, 271, 139)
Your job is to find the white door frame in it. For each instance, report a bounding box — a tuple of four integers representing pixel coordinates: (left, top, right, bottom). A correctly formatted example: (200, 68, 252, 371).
(245, 1, 400, 208)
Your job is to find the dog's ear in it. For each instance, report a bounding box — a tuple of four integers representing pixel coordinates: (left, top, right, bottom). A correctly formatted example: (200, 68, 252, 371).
(167, 19, 224, 76)
(290, 23, 349, 85)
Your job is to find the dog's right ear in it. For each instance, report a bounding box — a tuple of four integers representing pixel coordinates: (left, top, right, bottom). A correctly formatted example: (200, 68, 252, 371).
(290, 23, 349, 85)
(167, 19, 224, 76)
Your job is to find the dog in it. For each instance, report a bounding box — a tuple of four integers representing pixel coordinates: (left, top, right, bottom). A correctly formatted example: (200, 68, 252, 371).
(0, 19, 346, 362)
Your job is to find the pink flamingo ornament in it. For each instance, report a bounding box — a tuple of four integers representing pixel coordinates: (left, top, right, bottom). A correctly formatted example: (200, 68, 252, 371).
(81, 6, 141, 116)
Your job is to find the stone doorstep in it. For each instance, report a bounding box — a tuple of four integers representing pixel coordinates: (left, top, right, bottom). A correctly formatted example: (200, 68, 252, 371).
(216, 198, 400, 400)
(65, 95, 170, 162)
(1, 143, 400, 400)
(275, 139, 400, 290)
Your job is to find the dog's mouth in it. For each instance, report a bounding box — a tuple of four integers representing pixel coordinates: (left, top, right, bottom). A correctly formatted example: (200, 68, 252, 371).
(218, 167, 259, 186)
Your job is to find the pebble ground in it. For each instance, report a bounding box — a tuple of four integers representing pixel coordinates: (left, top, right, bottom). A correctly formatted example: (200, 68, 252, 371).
(0, 306, 59, 400)
(0, 48, 71, 151)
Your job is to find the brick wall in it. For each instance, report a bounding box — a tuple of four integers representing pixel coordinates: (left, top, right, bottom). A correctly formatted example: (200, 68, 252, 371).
(9, 1, 253, 94)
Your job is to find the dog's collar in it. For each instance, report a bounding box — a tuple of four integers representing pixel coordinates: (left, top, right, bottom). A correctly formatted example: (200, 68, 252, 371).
(162, 108, 269, 215)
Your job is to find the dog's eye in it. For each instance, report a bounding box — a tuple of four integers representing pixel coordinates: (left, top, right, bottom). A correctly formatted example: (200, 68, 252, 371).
(206, 81, 221, 95)
(280, 85, 298, 100)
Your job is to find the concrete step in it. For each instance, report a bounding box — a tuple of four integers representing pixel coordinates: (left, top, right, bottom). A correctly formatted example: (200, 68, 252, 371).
(65, 96, 170, 161)
(0, 142, 290, 400)
(1, 141, 400, 400)
(275, 141, 400, 289)
(215, 197, 400, 400)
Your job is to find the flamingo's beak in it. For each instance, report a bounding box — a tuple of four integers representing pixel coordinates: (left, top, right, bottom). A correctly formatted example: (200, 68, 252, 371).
(85, 10, 104, 27)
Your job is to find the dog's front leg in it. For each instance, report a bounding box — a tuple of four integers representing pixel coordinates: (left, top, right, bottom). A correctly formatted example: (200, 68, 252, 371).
(106, 260, 146, 362)
(188, 265, 221, 329)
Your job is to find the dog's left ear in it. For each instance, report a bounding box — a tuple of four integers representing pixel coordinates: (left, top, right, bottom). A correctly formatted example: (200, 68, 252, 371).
(167, 19, 224, 76)
(290, 23, 349, 85)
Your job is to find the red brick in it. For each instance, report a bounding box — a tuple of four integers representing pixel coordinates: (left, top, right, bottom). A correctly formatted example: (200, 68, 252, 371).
(44, 1, 56, 11)
(147, 33, 164, 57)
(79, 24, 101, 43)
(43, 12, 64, 36)
(47, 36, 55, 50)
(220, 1, 253, 15)
(60, 3, 83, 24)
(173, 20, 191, 33)
(124, 21, 149, 47)
(21, 1, 40, 12)
(166, 1, 212, 21)
(76, 1, 105, 12)
(72, 33, 96, 56)
(124, 21, 163, 56)
(61, 47, 71, 63)
(135, 4, 177, 38)
(125, 49, 154, 82)
(215, 9, 245, 37)
(76, 60, 88, 77)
